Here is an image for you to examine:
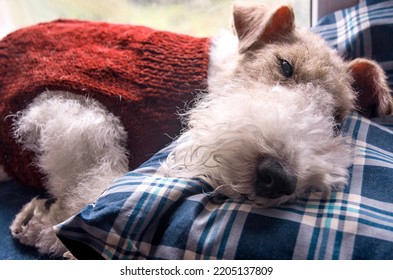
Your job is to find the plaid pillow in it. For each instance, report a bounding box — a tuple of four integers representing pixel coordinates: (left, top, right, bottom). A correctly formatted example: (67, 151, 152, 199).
(55, 0, 393, 259)
(311, 0, 393, 89)
(55, 113, 393, 260)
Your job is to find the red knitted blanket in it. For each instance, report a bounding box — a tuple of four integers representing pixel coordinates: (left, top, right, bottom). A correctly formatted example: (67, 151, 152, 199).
(0, 20, 210, 188)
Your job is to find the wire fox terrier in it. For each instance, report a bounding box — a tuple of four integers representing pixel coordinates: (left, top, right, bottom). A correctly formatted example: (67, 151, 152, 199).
(1, 4, 393, 257)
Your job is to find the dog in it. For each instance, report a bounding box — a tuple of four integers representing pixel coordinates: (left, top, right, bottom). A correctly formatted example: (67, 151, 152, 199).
(1, 3, 393, 257)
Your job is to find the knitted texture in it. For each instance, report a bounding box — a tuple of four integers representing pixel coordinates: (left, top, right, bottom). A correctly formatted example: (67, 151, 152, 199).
(0, 20, 210, 188)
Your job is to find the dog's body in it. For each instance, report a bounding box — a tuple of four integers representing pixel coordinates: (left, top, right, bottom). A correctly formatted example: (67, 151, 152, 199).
(1, 4, 393, 257)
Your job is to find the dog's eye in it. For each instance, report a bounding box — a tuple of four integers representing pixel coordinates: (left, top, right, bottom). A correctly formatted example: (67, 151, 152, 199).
(279, 59, 293, 78)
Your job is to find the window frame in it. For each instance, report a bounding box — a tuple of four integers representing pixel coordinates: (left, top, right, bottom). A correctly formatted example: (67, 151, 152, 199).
(311, 0, 360, 26)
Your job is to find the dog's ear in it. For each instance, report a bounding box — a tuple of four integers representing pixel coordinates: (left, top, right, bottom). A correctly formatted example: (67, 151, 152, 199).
(348, 58, 393, 117)
(233, 4, 295, 53)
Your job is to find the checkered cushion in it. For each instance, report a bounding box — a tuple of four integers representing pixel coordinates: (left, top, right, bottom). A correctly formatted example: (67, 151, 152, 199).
(55, 113, 393, 259)
(311, 0, 393, 89)
(55, 0, 393, 259)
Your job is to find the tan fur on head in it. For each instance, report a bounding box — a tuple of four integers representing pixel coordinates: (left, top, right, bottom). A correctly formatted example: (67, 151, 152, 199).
(233, 4, 295, 53)
(230, 4, 355, 122)
(230, 3, 393, 121)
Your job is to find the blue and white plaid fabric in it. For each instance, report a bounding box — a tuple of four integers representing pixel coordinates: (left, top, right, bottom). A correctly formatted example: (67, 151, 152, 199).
(312, 0, 393, 89)
(55, 113, 393, 260)
(55, 0, 393, 259)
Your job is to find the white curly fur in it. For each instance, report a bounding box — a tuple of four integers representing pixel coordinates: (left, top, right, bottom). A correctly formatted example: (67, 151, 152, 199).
(160, 84, 353, 207)
(9, 91, 129, 256)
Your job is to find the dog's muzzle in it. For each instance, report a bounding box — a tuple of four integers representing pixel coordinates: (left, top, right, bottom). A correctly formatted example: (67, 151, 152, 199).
(256, 158, 297, 199)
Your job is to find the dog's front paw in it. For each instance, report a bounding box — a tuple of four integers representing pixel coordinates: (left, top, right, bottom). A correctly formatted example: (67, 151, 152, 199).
(10, 197, 50, 246)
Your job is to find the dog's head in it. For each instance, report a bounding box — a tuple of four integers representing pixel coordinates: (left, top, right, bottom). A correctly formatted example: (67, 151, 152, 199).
(163, 4, 393, 207)
(230, 3, 392, 121)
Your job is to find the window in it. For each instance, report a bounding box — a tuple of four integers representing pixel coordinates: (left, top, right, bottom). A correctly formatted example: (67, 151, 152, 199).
(0, 0, 311, 38)
(311, 0, 360, 26)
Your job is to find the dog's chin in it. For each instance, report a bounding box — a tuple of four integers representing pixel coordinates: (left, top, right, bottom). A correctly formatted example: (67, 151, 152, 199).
(206, 180, 334, 208)
(210, 186, 297, 208)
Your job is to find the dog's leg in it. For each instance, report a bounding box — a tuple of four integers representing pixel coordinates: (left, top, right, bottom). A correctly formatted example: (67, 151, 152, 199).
(10, 196, 67, 255)
(10, 91, 129, 256)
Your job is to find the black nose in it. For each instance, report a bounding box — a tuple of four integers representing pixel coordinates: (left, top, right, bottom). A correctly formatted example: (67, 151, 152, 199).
(256, 158, 297, 199)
